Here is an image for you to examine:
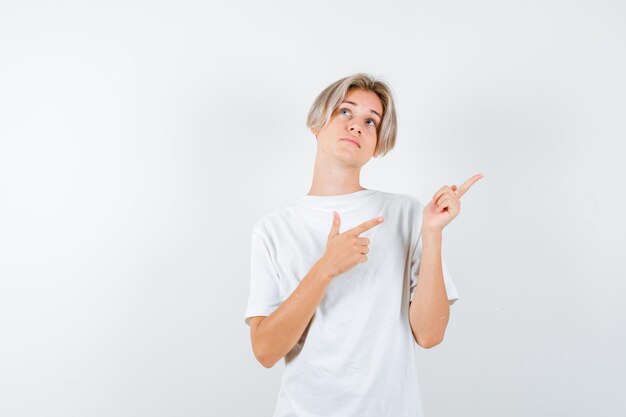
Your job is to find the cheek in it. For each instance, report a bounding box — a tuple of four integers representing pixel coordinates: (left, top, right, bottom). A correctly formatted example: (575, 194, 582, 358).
(367, 132, 378, 147)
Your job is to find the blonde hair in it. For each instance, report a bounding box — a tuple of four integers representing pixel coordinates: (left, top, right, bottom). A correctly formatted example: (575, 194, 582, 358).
(306, 73, 398, 158)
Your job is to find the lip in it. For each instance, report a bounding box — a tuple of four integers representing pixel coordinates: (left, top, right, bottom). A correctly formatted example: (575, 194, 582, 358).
(340, 138, 361, 148)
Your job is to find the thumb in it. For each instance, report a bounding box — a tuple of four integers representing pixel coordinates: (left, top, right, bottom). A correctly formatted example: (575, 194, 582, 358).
(328, 211, 341, 238)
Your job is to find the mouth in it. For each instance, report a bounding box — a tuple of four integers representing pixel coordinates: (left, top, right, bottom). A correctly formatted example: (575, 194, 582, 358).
(340, 138, 361, 148)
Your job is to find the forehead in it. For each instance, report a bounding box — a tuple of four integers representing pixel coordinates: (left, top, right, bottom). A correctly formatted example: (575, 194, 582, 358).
(342, 88, 383, 115)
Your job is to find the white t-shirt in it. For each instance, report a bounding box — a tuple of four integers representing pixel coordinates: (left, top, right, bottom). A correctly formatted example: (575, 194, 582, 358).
(244, 189, 459, 417)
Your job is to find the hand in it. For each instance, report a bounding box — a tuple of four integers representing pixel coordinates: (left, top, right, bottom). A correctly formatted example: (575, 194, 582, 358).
(422, 173, 484, 233)
(317, 211, 384, 279)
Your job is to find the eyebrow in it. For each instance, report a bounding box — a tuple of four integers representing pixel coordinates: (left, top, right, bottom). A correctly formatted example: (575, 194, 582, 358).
(341, 100, 382, 121)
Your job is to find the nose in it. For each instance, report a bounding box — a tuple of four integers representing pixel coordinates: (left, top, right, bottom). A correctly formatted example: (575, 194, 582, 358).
(349, 123, 362, 135)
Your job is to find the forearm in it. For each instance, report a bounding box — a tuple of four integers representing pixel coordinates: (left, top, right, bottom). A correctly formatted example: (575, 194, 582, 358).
(408, 229, 450, 348)
(254, 261, 334, 367)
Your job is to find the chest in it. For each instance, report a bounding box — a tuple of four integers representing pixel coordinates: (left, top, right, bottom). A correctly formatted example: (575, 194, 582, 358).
(267, 215, 411, 302)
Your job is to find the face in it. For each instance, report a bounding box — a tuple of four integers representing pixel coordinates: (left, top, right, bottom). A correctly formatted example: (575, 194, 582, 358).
(311, 88, 384, 169)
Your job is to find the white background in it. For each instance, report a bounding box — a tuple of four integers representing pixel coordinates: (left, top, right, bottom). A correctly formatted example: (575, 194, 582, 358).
(1, 1, 625, 416)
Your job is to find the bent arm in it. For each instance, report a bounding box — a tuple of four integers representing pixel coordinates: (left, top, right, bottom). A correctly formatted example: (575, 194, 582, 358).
(249, 260, 334, 368)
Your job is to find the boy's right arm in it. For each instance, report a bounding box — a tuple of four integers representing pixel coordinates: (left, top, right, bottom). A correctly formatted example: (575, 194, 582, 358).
(248, 212, 384, 368)
(249, 261, 334, 368)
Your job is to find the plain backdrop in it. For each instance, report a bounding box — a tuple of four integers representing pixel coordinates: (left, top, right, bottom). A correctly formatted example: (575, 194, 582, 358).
(1, 1, 625, 416)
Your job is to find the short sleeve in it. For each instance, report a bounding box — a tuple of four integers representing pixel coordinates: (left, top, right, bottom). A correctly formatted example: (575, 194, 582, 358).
(409, 232, 460, 305)
(244, 229, 283, 326)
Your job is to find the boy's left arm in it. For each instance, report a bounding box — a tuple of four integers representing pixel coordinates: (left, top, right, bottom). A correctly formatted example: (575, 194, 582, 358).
(409, 173, 484, 348)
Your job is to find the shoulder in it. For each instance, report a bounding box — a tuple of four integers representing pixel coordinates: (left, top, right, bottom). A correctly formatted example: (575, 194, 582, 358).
(251, 204, 298, 236)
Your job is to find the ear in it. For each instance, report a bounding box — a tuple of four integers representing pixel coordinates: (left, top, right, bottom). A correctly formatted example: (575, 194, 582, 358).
(310, 127, 319, 137)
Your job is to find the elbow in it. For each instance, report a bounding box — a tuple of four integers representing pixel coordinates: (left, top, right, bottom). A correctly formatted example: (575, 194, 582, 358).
(415, 333, 444, 349)
(252, 342, 279, 369)
(255, 352, 278, 369)
(409, 316, 448, 349)
(249, 317, 281, 368)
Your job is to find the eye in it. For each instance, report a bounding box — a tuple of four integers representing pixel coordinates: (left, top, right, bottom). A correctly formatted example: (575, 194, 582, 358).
(339, 107, 377, 127)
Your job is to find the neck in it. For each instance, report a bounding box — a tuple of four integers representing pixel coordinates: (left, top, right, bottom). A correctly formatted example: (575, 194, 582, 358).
(307, 150, 365, 196)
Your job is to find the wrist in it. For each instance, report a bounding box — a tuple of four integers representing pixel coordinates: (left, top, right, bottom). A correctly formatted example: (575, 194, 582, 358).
(313, 259, 337, 283)
(421, 226, 443, 239)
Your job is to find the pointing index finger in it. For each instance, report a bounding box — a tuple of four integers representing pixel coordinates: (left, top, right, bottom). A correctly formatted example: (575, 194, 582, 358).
(347, 216, 384, 236)
(455, 173, 484, 198)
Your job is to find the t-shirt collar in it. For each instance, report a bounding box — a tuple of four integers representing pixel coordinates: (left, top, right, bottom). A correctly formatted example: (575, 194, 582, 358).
(296, 189, 377, 210)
